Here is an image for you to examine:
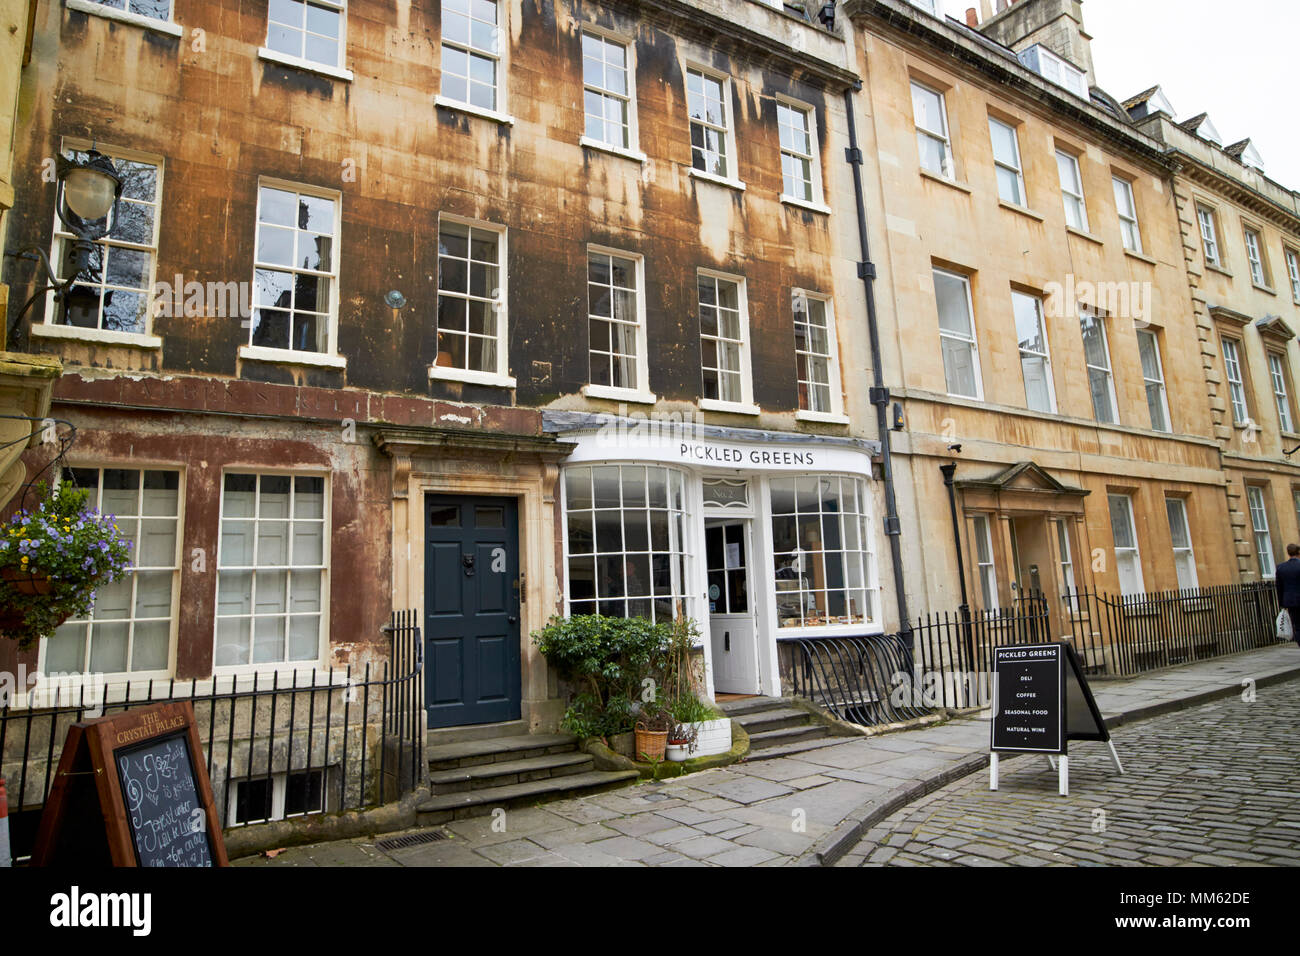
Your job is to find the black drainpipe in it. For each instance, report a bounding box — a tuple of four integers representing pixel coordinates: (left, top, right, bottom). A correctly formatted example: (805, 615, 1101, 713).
(843, 82, 911, 640)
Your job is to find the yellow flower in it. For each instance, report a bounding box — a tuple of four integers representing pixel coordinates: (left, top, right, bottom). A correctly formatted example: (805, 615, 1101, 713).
(20, 556, 28, 565)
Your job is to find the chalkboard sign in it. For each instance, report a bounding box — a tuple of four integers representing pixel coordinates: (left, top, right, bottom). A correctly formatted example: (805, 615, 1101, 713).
(991, 643, 1065, 753)
(115, 732, 214, 867)
(31, 701, 228, 867)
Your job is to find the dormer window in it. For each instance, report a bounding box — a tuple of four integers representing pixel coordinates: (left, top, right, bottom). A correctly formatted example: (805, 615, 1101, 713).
(1018, 45, 1088, 99)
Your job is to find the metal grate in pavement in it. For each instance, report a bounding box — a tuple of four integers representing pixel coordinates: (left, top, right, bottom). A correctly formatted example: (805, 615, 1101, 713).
(375, 830, 448, 851)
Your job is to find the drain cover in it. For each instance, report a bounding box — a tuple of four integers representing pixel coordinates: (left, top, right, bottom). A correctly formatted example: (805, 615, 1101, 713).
(375, 830, 448, 851)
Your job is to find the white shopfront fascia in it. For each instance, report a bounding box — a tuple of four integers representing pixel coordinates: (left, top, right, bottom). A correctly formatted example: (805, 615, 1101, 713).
(550, 416, 885, 699)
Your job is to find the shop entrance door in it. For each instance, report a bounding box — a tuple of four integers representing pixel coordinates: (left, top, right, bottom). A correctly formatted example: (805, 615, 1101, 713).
(705, 520, 759, 694)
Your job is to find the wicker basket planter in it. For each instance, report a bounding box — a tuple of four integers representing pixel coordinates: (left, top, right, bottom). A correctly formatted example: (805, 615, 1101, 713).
(634, 727, 668, 762)
(1, 566, 53, 596)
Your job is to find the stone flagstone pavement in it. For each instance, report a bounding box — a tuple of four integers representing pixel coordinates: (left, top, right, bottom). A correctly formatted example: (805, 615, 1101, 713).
(237, 644, 1300, 868)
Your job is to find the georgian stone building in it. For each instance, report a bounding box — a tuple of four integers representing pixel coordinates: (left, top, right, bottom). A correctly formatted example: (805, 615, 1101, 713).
(1131, 103, 1300, 583)
(3, 0, 897, 752)
(842, 0, 1242, 643)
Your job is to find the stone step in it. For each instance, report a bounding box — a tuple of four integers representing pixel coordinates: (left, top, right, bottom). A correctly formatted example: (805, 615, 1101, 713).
(732, 706, 810, 734)
(747, 725, 832, 751)
(717, 696, 787, 717)
(739, 736, 847, 762)
(426, 733, 578, 771)
(426, 719, 529, 748)
(415, 769, 641, 824)
(427, 752, 594, 793)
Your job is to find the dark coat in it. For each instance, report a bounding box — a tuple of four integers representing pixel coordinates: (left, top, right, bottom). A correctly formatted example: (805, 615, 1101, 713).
(1276, 557, 1300, 608)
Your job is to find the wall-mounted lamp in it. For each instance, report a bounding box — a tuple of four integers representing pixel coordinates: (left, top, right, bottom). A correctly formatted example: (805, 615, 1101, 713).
(817, 1, 835, 29)
(6, 148, 123, 336)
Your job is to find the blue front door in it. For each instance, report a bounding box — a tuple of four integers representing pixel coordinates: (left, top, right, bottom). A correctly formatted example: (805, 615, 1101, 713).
(424, 494, 522, 728)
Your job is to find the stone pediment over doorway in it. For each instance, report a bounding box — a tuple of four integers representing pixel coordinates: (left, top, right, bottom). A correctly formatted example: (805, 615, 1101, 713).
(955, 461, 1089, 515)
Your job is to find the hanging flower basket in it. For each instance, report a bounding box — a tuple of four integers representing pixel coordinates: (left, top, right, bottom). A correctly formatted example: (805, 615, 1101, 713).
(1, 566, 54, 596)
(0, 481, 132, 650)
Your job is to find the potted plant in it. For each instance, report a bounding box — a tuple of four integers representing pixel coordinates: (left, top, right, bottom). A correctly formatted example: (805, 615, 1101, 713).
(665, 717, 698, 762)
(0, 481, 133, 649)
(670, 691, 732, 757)
(634, 697, 672, 763)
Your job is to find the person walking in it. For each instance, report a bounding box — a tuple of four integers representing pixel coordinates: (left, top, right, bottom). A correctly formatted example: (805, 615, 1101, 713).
(1275, 544, 1300, 648)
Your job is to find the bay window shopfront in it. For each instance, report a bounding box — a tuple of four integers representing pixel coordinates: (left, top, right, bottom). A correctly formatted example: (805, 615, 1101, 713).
(548, 414, 883, 698)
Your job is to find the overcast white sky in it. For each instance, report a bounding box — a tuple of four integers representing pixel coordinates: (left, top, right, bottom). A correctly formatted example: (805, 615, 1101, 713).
(1082, 0, 1300, 189)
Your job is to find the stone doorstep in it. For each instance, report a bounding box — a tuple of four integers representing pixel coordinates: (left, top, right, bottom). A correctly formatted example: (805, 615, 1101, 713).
(425, 733, 578, 770)
(426, 751, 595, 792)
(732, 707, 812, 734)
(717, 696, 787, 717)
(746, 725, 832, 751)
(415, 769, 640, 824)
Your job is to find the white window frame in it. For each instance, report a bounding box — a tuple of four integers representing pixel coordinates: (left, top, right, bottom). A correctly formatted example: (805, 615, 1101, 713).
(1012, 290, 1057, 413)
(1244, 225, 1268, 287)
(685, 65, 741, 188)
(988, 116, 1026, 207)
(776, 97, 825, 209)
(1164, 498, 1200, 592)
(1284, 247, 1300, 304)
(213, 471, 330, 676)
(579, 28, 641, 159)
(1197, 204, 1222, 268)
(67, 0, 183, 36)
(910, 80, 954, 179)
(1054, 519, 1078, 612)
(792, 289, 845, 421)
(259, 0, 352, 81)
(559, 464, 692, 624)
(1247, 485, 1275, 580)
(583, 246, 652, 403)
(1221, 336, 1250, 425)
(1020, 44, 1088, 98)
(1268, 351, 1295, 433)
(245, 179, 343, 366)
(1112, 176, 1142, 254)
(38, 466, 183, 681)
(436, 0, 510, 122)
(697, 269, 756, 414)
(1136, 329, 1171, 432)
(1079, 306, 1119, 424)
(1056, 149, 1088, 231)
(933, 268, 983, 400)
(429, 214, 514, 388)
(769, 475, 878, 631)
(972, 514, 999, 611)
(1108, 493, 1145, 596)
(37, 139, 164, 348)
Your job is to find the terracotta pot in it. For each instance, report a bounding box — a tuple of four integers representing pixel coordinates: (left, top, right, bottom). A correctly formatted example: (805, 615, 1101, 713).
(1, 566, 53, 597)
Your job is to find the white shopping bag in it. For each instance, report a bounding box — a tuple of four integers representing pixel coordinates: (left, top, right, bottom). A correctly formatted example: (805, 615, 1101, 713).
(1277, 609, 1293, 641)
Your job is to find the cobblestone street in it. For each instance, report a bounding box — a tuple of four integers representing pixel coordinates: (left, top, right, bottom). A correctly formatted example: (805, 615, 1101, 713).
(838, 677, 1300, 867)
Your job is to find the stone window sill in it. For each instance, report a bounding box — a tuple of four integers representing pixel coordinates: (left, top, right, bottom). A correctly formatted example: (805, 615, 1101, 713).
(700, 398, 760, 415)
(919, 169, 972, 194)
(796, 409, 850, 424)
(258, 47, 354, 82)
(582, 384, 657, 404)
(1251, 282, 1278, 297)
(66, 0, 183, 36)
(239, 344, 346, 369)
(1123, 248, 1158, 267)
(689, 168, 747, 193)
(31, 323, 162, 349)
(579, 137, 647, 164)
(998, 200, 1045, 222)
(434, 95, 516, 126)
(1066, 225, 1105, 246)
(428, 365, 517, 388)
(781, 195, 832, 215)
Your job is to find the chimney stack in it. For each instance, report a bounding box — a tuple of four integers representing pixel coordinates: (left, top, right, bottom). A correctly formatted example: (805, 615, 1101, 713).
(966, 7, 979, 27)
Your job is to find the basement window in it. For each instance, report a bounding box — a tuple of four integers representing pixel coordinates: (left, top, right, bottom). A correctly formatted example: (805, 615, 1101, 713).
(228, 769, 327, 826)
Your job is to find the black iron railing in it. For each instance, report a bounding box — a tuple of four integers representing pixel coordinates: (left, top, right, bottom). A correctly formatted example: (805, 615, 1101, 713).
(0, 609, 423, 861)
(780, 582, 1283, 723)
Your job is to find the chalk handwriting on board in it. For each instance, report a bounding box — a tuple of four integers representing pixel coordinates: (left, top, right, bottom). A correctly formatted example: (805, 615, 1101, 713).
(115, 734, 214, 867)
